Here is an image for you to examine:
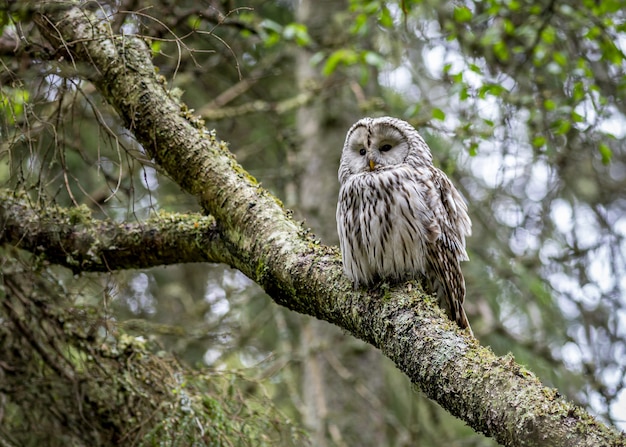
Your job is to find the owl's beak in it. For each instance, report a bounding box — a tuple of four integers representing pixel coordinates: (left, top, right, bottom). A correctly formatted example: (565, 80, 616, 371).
(369, 159, 376, 171)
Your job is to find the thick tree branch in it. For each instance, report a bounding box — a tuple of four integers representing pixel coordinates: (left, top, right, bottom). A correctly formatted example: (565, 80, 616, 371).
(0, 191, 226, 272)
(19, 2, 626, 446)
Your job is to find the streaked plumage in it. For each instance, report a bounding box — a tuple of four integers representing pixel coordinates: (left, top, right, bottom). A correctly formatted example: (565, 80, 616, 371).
(336, 117, 472, 333)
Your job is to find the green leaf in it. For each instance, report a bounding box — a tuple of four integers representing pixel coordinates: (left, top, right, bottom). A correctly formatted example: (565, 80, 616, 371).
(540, 26, 556, 44)
(493, 41, 510, 62)
(459, 86, 469, 100)
(598, 142, 612, 164)
(379, 6, 393, 28)
(468, 141, 479, 156)
(322, 49, 358, 76)
(283, 23, 311, 46)
(552, 119, 571, 135)
(572, 82, 585, 102)
(601, 0, 622, 13)
(1, 87, 29, 124)
(529, 5, 542, 14)
(451, 72, 464, 83)
(553, 51, 568, 67)
(571, 111, 584, 122)
(532, 136, 547, 147)
(363, 1, 379, 14)
(586, 25, 601, 40)
(453, 6, 473, 23)
(432, 108, 446, 121)
(150, 40, 162, 55)
(508, 0, 521, 11)
(351, 13, 368, 35)
(260, 19, 283, 47)
(600, 37, 624, 65)
(478, 83, 505, 99)
(528, 277, 553, 306)
(503, 18, 515, 35)
(264, 33, 281, 47)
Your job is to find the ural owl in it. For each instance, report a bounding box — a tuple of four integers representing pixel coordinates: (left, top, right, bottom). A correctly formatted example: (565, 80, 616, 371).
(336, 117, 472, 333)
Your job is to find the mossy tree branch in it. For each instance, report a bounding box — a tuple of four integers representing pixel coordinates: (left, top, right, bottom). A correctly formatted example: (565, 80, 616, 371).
(5, 2, 620, 446)
(0, 190, 226, 272)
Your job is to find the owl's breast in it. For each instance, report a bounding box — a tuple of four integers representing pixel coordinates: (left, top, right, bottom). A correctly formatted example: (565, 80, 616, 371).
(337, 167, 437, 285)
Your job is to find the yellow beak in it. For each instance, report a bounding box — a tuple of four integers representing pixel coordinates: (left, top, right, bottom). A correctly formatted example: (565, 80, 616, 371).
(369, 159, 375, 171)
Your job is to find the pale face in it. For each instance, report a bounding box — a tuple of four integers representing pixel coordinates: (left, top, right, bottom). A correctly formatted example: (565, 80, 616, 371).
(341, 119, 411, 177)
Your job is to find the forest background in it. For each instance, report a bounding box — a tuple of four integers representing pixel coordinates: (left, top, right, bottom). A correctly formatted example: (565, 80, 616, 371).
(1, 0, 626, 445)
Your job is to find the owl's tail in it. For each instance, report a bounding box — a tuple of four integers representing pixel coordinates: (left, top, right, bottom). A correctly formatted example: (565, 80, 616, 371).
(456, 306, 473, 337)
(425, 246, 473, 337)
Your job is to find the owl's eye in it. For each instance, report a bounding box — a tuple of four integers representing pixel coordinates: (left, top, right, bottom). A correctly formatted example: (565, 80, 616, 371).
(359, 148, 366, 156)
(380, 144, 392, 152)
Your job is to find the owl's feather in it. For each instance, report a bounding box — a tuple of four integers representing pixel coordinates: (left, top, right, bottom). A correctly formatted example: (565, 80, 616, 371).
(336, 117, 472, 334)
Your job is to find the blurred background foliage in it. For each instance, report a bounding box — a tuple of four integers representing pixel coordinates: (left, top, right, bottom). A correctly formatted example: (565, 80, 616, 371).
(1, 0, 625, 445)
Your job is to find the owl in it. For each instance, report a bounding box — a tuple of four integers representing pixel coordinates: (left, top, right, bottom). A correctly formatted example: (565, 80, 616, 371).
(336, 117, 472, 333)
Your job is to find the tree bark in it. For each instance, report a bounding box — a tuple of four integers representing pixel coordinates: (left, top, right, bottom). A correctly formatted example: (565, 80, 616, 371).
(0, 191, 224, 271)
(12, 2, 625, 446)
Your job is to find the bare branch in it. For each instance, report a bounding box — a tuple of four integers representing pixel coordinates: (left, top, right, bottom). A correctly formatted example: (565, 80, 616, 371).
(199, 90, 318, 120)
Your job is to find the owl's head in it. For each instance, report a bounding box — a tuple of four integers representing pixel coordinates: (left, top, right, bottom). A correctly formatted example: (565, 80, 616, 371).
(338, 116, 433, 184)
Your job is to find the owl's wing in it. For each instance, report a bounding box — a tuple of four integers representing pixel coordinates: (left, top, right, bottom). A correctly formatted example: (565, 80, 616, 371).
(431, 168, 471, 260)
(424, 168, 473, 333)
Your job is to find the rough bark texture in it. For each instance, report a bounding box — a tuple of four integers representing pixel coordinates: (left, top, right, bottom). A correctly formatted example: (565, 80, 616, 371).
(15, 2, 625, 446)
(0, 191, 224, 271)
